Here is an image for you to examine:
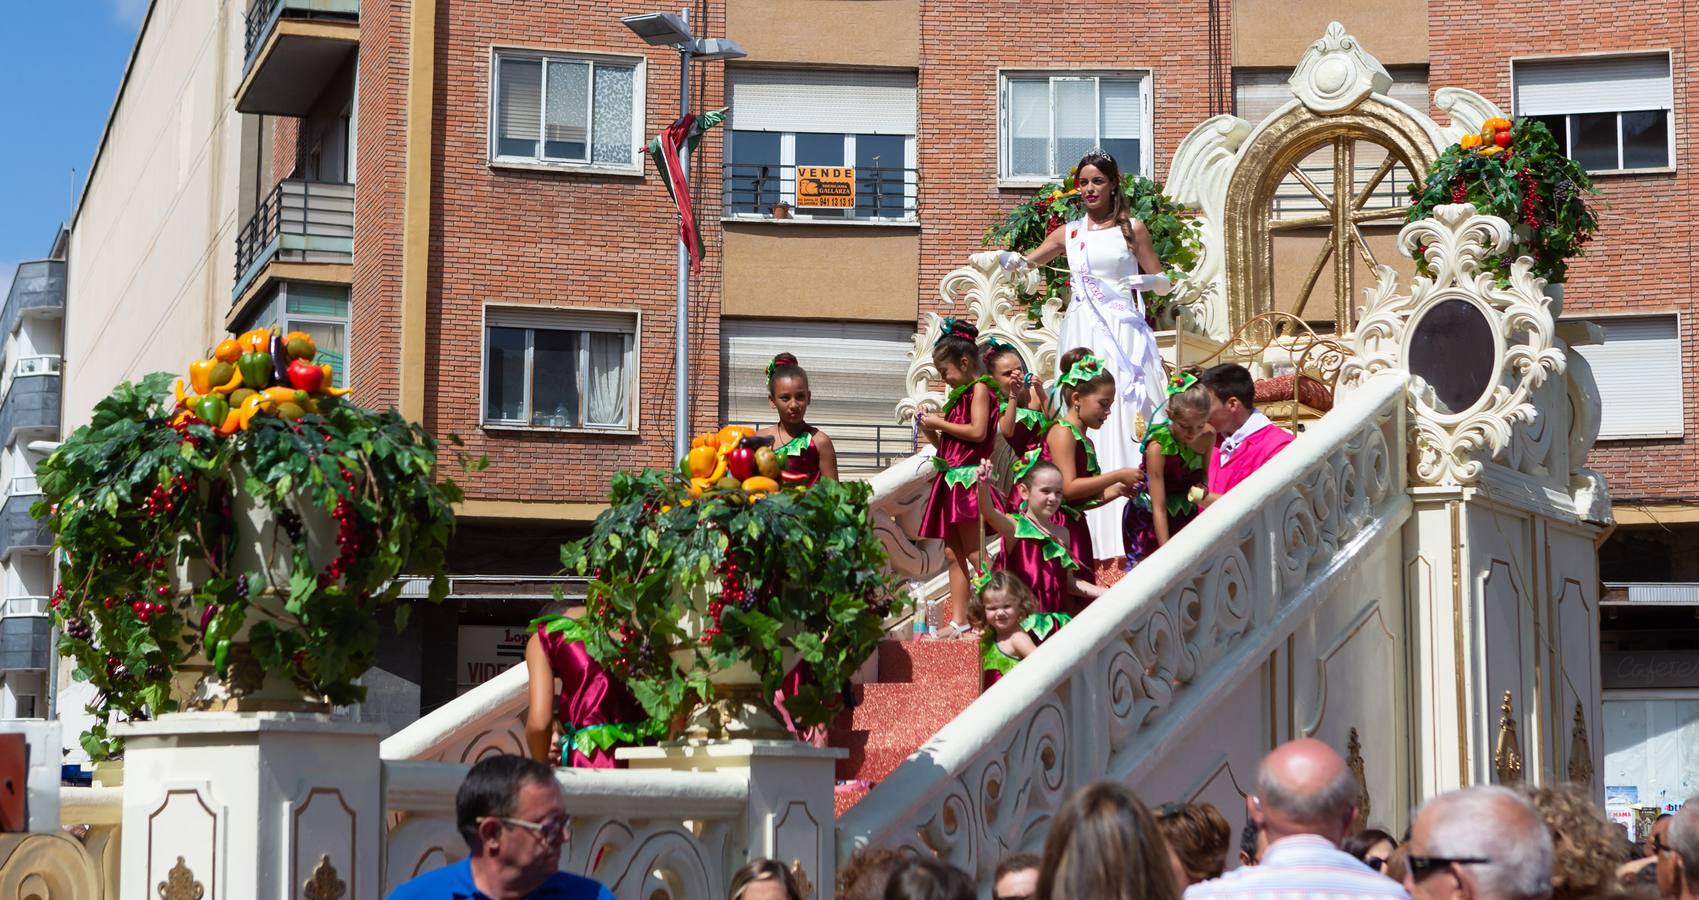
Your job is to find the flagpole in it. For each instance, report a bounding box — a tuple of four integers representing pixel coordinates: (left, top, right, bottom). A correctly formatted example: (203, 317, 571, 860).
(672, 9, 693, 464)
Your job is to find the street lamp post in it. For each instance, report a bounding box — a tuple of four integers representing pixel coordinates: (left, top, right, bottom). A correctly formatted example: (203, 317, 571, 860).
(622, 11, 746, 463)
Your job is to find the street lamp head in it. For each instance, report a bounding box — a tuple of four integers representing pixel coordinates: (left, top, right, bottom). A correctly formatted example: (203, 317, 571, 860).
(621, 12, 693, 46)
(690, 37, 747, 61)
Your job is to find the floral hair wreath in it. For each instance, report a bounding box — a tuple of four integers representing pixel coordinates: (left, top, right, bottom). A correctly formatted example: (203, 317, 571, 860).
(1056, 354, 1106, 389)
(981, 336, 1017, 366)
(764, 352, 798, 384)
(1167, 370, 1199, 396)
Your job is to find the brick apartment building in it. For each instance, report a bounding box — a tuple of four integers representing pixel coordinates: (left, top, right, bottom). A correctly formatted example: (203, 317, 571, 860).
(54, 0, 1693, 761)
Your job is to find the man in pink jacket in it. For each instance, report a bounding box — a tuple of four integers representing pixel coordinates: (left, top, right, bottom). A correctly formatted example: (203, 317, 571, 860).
(1201, 363, 1294, 506)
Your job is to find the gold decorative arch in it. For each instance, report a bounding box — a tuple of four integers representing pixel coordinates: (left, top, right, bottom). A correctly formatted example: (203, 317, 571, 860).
(1224, 97, 1440, 336)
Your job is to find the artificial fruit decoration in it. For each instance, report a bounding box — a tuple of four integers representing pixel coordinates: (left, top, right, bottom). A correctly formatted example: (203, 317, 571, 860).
(284, 332, 317, 361)
(213, 339, 243, 363)
(725, 439, 759, 482)
(269, 334, 290, 385)
(195, 393, 229, 428)
(686, 445, 718, 479)
(286, 358, 325, 394)
(189, 359, 218, 395)
(237, 351, 273, 390)
(755, 447, 780, 479)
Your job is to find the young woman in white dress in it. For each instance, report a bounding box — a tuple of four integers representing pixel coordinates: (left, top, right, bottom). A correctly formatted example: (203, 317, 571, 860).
(998, 151, 1172, 566)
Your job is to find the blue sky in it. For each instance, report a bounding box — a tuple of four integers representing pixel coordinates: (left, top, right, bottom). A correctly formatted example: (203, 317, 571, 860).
(0, 0, 146, 295)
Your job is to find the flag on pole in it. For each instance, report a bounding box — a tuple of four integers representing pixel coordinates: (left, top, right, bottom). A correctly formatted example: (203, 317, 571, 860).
(644, 107, 728, 275)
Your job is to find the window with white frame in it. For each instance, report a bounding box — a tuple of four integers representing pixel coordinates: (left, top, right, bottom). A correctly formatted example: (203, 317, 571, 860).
(1514, 54, 1673, 172)
(1570, 314, 1683, 440)
(724, 68, 917, 220)
(492, 49, 642, 171)
(1000, 72, 1151, 182)
(233, 283, 350, 387)
(483, 307, 636, 429)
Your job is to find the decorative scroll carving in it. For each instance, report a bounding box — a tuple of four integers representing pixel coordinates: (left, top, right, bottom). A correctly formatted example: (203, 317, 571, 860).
(158, 857, 205, 900)
(1494, 691, 1524, 785)
(1568, 703, 1594, 787)
(304, 855, 346, 900)
(839, 375, 1409, 886)
(1347, 728, 1371, 831)
(1341, 204, 1567, 486)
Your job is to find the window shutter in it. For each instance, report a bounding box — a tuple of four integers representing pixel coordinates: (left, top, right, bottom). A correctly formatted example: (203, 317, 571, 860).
(720, 319, 915, 429)
(484, 305, 636, 334)
(1572, 315, 1684, 439)
(497, 57, 542, 145)
(1515, 55, 1672, 116)
(1099, 78, 1142, 140)
(728, 69, 917, 135)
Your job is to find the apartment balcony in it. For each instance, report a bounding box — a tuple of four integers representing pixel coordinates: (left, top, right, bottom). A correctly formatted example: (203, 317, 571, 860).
(0, 607, 50, 672)
(0, 356, 60, 448)
(1, 260, 66, 333)
(231, 179, 355, 326)
(236, 0, 360, 115)
(0, 491, 49, 563)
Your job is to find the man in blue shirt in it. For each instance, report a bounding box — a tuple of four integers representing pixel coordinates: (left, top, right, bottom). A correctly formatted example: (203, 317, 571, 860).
(388, 754, 615, 900)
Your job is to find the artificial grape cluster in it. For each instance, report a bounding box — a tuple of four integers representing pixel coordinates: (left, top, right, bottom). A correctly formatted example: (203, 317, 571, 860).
(320, 490, 363, 587)
(1450, 176, 1468, 204)
(141, 474, 192, 516)
(1517, 169, 1541, 229)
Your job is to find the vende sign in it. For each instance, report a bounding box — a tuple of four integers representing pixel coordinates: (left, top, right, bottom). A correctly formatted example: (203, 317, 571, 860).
(457, 625, 528, 693)
(795, 166, 855, 209)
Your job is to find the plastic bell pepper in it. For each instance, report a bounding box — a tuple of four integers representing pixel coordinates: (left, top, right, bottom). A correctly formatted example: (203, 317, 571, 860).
(286, 358, 325, 393)
(318, 364, 352, 396)
(237, 351, 273, 390)
(196, 394, 229, 429)
(189, 359, 218, 395)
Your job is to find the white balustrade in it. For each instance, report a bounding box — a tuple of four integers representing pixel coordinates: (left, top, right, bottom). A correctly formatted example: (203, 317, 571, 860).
(383, 760, 749, 898)
(1, 595, 49, 617)
(9, 474, 39, 496)
(836, 373, 1411, 880)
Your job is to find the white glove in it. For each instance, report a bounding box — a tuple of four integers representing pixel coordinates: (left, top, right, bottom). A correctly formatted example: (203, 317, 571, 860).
(997, 251, 1030, 273)
(1119, 273, 1173, 297)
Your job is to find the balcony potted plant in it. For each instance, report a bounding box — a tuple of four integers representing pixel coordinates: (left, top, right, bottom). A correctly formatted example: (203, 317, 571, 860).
(1406, 117, 1600, 308)
(40, 329, 463, 760)
(983, 174, 1203, 327)
(542, 427, 900, 740)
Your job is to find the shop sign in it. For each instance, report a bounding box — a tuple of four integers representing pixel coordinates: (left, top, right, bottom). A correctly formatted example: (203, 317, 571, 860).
(457, 625, 529, 692)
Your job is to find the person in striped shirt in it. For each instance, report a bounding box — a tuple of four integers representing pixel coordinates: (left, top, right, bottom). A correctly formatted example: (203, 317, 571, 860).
(1184, 738, 1408, 899)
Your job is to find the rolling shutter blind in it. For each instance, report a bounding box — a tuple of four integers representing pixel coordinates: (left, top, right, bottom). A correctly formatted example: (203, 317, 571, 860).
(484, 306, 635, 334)
(1573, 316, 1683, 439)
(1100, 79, 1143, 140)
(497, 57, 542, 143)
(1515, 55, 1672, 116)
(721, 319, 914, 426)
(729, 69, 917, 135)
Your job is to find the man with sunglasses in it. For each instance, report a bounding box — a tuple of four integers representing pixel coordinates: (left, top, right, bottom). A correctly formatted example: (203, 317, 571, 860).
(1402, 786, 1551, 900)
(389, 754, 614, 899)
(1657, 801, 1699, 900)
(1184, 739, 1407, 898)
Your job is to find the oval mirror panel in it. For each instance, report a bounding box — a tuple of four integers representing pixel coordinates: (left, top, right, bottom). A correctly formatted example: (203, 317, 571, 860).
(1407, 298, 1495, 415)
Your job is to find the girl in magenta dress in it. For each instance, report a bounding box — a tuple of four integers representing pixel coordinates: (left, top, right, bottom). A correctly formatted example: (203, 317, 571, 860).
(525, 614, 651, 768)
(1125, 370, 1213, 565)
(756, 352, 838, 486)
(984, 339, 1050, 512)
(976, 459, 1103, 615)
(1043, 348, 1143, 586)
(971, 570, 1072, 690)
(917, 318, 1001, 638)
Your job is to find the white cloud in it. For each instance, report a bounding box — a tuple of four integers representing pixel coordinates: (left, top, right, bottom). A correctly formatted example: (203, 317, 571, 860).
(112, 0, 148, 26)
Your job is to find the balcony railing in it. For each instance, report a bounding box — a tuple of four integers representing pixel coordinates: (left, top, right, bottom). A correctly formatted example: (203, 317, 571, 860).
(233, 179, 356, 301)
(1, 596, 48, 618)
(1603, 583, 1699, 605)
(244, 0, 361, 63)
(0, 355, 62, 404)
(9, 475, 39, 497)
(748, 421, 917, 475)
(723, 164, 917, 221)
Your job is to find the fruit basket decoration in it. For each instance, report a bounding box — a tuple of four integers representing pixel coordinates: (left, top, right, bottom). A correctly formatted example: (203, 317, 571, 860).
(41, 328, 461, 759)
(1407, 117, 1600, 287)
(539, 425, 902, 740)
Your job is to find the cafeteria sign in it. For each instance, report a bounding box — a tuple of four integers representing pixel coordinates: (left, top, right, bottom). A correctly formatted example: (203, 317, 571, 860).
(796, 166, 855, 209)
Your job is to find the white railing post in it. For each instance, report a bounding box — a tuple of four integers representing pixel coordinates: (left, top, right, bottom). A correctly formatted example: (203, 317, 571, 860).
(116, 713, 385, 899)
(621, 741, 844, 900)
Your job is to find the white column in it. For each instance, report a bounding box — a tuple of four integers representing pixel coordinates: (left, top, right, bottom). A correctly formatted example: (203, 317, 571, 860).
(115, 712, 384, 900)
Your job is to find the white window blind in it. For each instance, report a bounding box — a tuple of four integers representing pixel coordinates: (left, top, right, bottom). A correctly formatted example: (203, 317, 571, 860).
(1100, 80, 1142, 140)
(485, 305, 636, 334)
(1515, 55, 1673, 116)
(498, 57, 542, 145)
(1572, 315, 1683, 439)
(729, 69, 917, 135)
(721, 319, 914, 426)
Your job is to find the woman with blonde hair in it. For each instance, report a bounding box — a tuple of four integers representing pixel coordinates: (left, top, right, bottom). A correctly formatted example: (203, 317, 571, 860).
(1038, 782, 1180, 900)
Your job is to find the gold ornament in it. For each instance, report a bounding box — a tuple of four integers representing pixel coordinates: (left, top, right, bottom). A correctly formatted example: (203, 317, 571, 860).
(157, 857, 205, 900)
(1494, 690, 1523, 785)
(1347, 727, 1371, 830)
(304, 854, 347, 900)
(1568, 702, 1593, 787)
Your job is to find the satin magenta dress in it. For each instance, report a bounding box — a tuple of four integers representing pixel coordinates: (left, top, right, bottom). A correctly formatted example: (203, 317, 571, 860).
(999, 403, 1051, 512)
(537, 627, 647, 768)
(1045, 420, 1101, 582)
(981, 612, 1071, 690)
(774, 426, 823, 486)
(1124, 424, 1206, 566)
(997, 513, 1084, 615)
(919, 379, 1000, 539)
